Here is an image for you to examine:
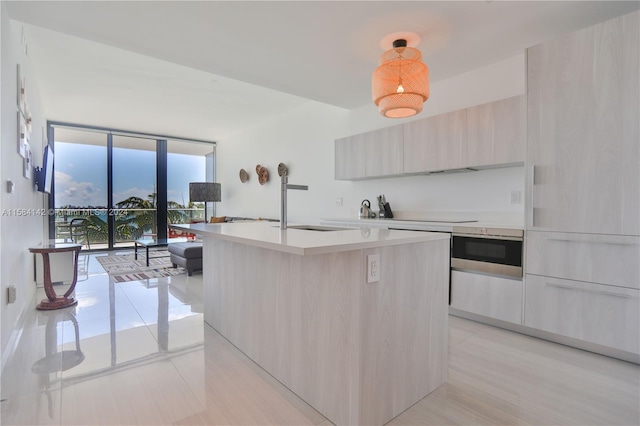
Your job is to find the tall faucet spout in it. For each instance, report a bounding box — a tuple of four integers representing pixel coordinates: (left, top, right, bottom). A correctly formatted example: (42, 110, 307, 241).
(280, 176, 308, 229)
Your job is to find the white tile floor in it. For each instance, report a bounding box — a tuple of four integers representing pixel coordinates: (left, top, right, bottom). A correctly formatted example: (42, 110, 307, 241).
(2, 252, 639, 425)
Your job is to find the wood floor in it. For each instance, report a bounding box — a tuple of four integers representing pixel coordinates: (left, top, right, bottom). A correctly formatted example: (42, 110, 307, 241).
(1, 252, 638, 425)
(392, 315, 639, 425)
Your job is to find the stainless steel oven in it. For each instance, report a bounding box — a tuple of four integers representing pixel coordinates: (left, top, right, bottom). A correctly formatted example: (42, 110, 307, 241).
(451, 226, 523, 278)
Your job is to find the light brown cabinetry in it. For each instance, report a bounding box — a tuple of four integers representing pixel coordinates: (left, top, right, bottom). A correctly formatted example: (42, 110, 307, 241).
(403, 110, 466, 173)
(524, 275, 640, 354)
(335, 125, 403, 180)
(464, 95, 525, 168)
(450, 270, 522, 325)
(525, 11, 640, 358)
(527, 11, 639, 235)
(364, 125, 403, 177)
(526, 231, 639, 289)
(335, 133, 366, 180)
(336, 96, 527, 180)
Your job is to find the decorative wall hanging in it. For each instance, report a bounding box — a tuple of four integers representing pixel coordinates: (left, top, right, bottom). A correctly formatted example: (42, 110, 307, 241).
(23, 142, 32, 179)
(256, 165, 269, 185)
(17, 64, 26, 115)
(277, 163, 288, 177)
(372, 38, 429, 118)
(239, 169, 249, 183)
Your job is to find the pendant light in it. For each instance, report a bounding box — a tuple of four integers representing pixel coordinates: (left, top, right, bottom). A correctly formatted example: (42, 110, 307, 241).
(372, 39, 430, 118)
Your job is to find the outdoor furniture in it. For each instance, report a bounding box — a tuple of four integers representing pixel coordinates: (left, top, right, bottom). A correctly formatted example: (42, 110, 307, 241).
(55, 221, 72, 242)
(69, 218, 91, 249)
(29, 243, 82, 310)
(168, 242, 203, 276)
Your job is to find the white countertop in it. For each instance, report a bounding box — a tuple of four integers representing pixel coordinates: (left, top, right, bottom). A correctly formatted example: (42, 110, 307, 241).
(172, 222, 449, 256)
(320, 217, 524, 233)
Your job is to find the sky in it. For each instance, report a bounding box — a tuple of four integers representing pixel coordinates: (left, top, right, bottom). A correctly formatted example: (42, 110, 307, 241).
(54, 142, 208, 208)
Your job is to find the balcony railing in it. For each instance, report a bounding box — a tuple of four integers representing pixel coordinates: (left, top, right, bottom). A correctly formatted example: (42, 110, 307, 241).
(54, 207, 205, 247)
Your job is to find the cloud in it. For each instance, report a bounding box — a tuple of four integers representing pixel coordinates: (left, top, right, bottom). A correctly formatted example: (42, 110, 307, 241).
(54, 171, 105, 207)
(55, 171, 157, 207)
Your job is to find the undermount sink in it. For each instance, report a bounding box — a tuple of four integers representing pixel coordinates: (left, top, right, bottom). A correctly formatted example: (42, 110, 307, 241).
(278, 225, 351, 232)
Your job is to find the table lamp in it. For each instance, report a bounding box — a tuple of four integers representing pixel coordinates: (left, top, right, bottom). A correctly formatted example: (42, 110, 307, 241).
(189, 182, 221, 222)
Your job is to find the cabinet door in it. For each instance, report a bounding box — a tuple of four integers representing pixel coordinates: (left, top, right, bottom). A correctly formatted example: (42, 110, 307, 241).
(524, 274, 640, 354)
(526, 231, 640, 289)
(403, 109, 466, 173)
(335, 134, 366, 180)
(365, 125, 403, 177)
(465, 95, 525, 167)
(450, 270, 522, 324)
(527, 11, 639, 234)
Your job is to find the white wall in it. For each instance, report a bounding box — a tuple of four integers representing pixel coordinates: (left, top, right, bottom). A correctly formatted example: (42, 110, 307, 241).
(216, 55, 525, 223)
(1, 6, 47, 369)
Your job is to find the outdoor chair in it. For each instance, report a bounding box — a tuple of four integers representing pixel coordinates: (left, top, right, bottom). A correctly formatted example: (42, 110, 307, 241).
(69, 218, 91, 249)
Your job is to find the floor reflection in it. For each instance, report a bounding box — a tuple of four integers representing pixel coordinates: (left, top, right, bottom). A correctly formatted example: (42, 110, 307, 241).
(2, 252, 323, 425)
(31, 310, 84, 421)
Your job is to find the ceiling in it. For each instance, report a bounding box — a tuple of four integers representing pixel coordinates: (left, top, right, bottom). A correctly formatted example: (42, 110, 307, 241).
(7, 1, 639, 141)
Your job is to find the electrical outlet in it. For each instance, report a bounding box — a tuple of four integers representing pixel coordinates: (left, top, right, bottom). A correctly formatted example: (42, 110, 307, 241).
(510, 190, 522, 204)
(336, 197, 343, 207)
(367, 254, 380, 283)
(7, 286, 16, 304)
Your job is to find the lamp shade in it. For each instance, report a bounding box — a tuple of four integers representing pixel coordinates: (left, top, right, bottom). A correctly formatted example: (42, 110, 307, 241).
(372, 39, 429, 118)
(189, 182, 221, 202)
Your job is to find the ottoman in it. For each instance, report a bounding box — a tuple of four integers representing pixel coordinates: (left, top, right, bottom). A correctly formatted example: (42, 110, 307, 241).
(168, 242, 203, 276)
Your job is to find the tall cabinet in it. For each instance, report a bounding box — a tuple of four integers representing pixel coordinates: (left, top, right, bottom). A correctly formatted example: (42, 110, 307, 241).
(525, 11, 640, 358)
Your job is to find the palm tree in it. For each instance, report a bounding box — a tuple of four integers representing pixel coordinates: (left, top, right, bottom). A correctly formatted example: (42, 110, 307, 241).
(116, 195, 157, 240)
(116, 194, 193, 240)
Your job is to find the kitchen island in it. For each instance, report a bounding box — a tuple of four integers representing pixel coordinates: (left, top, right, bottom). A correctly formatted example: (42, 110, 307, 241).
(175, 222, 450, 426)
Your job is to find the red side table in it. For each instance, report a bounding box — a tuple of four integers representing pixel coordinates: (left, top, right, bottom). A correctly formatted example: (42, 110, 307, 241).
(29, 243, 82, 310)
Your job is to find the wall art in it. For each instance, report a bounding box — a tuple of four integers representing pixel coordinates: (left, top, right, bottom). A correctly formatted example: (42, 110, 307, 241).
(23, 142, 32, 179)
(256, 164, 269, 185)
(16, 64, 26, 115)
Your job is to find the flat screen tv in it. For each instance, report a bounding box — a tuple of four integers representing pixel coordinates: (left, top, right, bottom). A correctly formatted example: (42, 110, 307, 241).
(35, 145, 53, 193)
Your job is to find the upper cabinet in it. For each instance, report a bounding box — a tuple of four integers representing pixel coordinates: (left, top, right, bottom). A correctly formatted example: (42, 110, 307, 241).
(527, 11, 639, 235)
(464, 95, 525, 168)
(365, 125, 403, 178)
(335, 133, 366, 180)
(403, 110, 466, 173)
(335, 125, 403, 180)
(336, 96, 526, 180)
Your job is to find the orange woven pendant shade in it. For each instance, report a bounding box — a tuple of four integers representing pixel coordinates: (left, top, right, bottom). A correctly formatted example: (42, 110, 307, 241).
(372, 39, 429, 118)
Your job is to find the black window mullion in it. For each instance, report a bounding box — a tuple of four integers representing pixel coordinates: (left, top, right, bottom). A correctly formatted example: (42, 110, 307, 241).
(156, 139, 168, 241)
(107, 133, 115, 249)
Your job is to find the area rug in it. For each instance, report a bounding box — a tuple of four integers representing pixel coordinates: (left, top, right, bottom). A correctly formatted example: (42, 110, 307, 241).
(97, 251, 187, 283)
(110, 267, 186, 283)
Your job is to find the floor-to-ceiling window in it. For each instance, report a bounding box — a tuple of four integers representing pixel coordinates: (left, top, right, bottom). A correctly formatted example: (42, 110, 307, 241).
(112, 135, 158, 247)
(52, 127, 109, 248)
(167, 139, 215, 225)
(49, 122, 215, 250)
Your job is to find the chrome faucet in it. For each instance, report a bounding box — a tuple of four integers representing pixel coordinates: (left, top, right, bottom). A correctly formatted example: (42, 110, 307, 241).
(280, 175, 308, 229)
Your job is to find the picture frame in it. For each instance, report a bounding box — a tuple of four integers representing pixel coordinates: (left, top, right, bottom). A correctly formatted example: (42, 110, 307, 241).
(17, 111, 26, 158)
(23, 141, 32, 179)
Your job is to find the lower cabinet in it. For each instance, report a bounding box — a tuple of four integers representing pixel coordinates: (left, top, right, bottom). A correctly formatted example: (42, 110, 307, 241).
(526, 231, 639, 289)
(451, 270, 523, 325)
(524, 274, 640, 354)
